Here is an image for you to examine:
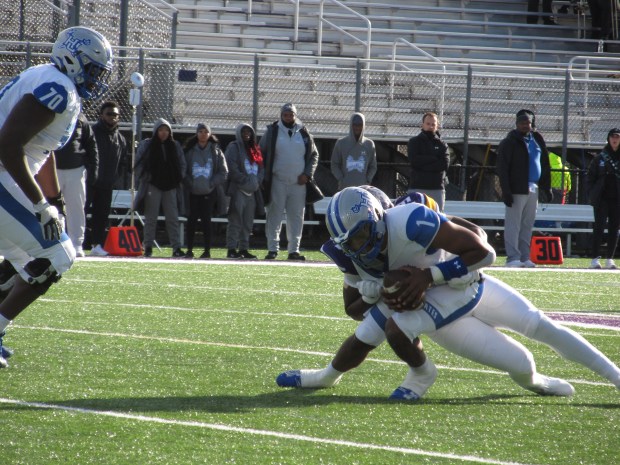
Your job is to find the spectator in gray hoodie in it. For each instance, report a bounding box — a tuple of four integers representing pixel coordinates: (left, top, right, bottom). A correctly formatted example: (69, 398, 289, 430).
(330, 112, 377, 190)
(225, 123, 264, 259)
(134, 118, 186, 257)
(183, 123, 228, 259)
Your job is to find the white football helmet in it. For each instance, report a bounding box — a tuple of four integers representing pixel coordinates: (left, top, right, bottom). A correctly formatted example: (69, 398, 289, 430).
(51, 26, 113, 100)
(326, 186, 386, 267)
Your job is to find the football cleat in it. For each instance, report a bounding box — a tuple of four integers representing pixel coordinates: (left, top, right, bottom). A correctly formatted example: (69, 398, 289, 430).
(389, 386, 422, 401)
(1, 345, 13, 359)
(393, 360, 438, 400)
(276, 369, 342, 388)
(0, 332, 8, 369)
(276, 370, 302, 387)
(526, 375, 575, 397)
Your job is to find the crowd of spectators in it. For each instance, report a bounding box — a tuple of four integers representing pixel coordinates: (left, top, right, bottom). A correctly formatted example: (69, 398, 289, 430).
(60, 102, 617, 267)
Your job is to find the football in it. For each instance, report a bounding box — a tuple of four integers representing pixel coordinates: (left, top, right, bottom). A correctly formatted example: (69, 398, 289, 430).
(382, 269, 411, 296)
(382, 268, 426, 310)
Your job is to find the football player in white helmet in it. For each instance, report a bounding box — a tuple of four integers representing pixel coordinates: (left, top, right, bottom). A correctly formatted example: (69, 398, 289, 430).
(277, 186, 620, 399)
(0, 26, 113, 368)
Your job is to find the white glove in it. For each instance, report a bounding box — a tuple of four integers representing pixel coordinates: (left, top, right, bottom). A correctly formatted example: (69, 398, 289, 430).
(33, 200, 63, 241)
(357, 279, 382, 304)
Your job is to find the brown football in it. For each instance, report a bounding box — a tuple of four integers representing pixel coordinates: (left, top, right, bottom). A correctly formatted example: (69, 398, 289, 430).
(382, 268, 425, 309)
(382, 269, 412, 296)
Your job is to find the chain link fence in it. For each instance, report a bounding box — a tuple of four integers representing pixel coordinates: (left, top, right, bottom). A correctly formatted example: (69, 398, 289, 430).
(2, 3, 620, 203)
(0, 0, 174, 48)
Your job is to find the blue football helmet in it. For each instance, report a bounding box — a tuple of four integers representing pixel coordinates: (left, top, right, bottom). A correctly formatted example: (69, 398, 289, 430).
(326, 187, 386, 267)
(51, 26, 113, 100)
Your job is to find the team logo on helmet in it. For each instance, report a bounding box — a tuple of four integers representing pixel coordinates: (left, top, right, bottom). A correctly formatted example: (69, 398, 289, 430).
(350, 191, 373, 214)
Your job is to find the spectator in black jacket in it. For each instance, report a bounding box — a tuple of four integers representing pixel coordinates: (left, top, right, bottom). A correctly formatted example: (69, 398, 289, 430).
(497, 109, 552, 268)
(134, 118, 186, 258)
(585, 128, 620, 269)
(55, 113, 98, 257)
(407, 112, 450, 211)
(87, 101, 128, 256)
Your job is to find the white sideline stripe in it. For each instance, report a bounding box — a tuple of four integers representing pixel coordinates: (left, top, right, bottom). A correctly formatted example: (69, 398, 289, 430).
(39, 298, 351, 322)
(0, 397, 535, 465)
(37, 297, 620, 334)
(62, 278, 338, 297)
(79, 256, 335, 268)
(11, 325, 615, 387)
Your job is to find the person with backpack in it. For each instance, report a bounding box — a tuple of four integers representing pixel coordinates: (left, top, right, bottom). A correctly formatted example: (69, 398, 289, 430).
(259, 103, 319, 261)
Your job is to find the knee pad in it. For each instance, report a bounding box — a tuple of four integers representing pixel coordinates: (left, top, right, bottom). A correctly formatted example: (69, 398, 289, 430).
(24, 258, 60, 293)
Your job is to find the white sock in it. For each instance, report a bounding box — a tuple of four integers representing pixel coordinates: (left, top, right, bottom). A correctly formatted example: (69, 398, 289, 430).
(300, 363, 343, 388)
(400, 359, 438, 396)
(411, 359, 434, 376)
(0, 314, 11, 333)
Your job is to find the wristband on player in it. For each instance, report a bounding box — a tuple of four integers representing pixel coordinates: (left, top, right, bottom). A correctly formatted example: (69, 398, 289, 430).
(430, 257, 468, 285)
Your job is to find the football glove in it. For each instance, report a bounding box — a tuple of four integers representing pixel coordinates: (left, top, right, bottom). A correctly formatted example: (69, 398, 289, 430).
(356, 279, 382, 304)
(33, 200, 63, 241)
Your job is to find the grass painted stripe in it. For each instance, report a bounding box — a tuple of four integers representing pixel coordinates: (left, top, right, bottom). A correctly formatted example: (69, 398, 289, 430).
(10, 324, 615, 388)
(38, 297, 620, 332)
(0, 397, 538, 465)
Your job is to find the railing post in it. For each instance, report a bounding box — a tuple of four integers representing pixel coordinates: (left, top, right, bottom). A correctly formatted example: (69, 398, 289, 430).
(355, 59, 362, 112)
(317, 0, 324, 57)
(460, 65, 473, 192)
(253, 54, 260, 131)
(171, 11, 178, 49)
(137, 48, 145, 141)
(25, 41, 31, 69)
(561, 68, 571, 173)
(293, 0, 300, 46)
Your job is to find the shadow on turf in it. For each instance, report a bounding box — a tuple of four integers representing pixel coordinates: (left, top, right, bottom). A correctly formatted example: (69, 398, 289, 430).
(11, 391, 616, 413)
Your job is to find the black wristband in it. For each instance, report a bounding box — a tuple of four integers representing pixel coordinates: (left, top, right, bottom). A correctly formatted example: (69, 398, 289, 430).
(47, 191, 66, 217)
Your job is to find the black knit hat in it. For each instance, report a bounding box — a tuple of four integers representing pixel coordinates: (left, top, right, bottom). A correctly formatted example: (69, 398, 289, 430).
(516, 109, 536, 127)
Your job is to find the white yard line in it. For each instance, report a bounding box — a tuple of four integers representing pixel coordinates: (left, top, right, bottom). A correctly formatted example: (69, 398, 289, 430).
(0, 396, 536, 465)
(10, 324, 615, 387)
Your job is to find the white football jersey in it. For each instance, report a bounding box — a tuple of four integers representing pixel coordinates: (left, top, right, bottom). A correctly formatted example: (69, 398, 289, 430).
(0, 63, 81, 175)
(383, 202, 449, 270)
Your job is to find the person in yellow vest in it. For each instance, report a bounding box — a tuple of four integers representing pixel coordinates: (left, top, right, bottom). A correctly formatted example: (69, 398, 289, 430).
(548, 151, 572, 204)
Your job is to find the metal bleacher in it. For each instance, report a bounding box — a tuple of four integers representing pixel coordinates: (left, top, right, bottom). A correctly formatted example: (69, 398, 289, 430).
(131, 0, 619, 148)
(165, 0, 612, 67)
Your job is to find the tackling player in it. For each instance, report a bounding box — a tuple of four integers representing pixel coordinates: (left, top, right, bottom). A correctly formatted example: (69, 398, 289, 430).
(277, 187, 620, 399)
(0, 26, 113, 368)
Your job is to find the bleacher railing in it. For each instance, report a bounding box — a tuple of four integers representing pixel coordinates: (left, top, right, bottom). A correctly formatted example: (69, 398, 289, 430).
(2, 42, 619, 152)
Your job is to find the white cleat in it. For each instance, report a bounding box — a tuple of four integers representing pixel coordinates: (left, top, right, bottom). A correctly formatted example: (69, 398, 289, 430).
(526, 375, 575, 397)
